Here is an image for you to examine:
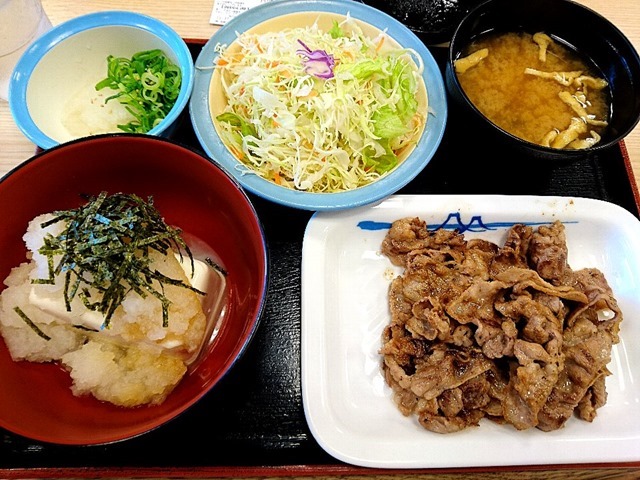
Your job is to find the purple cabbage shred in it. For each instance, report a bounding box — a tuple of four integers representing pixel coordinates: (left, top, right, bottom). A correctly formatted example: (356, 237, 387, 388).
(296, 40, 335, 79)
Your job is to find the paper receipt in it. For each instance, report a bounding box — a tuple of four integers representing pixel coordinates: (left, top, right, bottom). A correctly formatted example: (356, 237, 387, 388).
(210, 0, 274, 25)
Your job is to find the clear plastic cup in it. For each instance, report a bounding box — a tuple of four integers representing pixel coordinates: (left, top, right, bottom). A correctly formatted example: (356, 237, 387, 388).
(0, 0, 52, 101)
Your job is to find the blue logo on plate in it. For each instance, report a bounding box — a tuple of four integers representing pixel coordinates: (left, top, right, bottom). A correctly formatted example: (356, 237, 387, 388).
(358, 212, 570, 233)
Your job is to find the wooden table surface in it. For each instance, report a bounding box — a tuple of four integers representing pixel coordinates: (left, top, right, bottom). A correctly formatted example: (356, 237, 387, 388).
(1, 1, 640, 479)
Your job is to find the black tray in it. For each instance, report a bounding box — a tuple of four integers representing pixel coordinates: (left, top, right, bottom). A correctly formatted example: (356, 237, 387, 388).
(2, 42, 639, 477)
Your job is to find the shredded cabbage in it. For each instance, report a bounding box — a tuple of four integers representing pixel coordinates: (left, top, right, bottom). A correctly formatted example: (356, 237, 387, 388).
(214, 15, 426, 192)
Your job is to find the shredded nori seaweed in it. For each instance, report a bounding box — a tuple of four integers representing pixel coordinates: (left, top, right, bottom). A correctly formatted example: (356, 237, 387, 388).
(205, 257, 228, 276)
(32, 192, 204, 329)
(13, 306, 51, 341)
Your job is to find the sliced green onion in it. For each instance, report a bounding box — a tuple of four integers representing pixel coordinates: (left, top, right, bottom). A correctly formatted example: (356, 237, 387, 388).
(95, 49, 182, 134)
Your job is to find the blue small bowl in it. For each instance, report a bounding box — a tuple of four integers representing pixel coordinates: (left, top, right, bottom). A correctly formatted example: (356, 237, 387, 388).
(190, 0, 447, 211)
(9, 11, 194, 149)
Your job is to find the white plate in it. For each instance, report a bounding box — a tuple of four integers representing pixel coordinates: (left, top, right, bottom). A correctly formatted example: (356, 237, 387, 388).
(301, 194, 640, 469)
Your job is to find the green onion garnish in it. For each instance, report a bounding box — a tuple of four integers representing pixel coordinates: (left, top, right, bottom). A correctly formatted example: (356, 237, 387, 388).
(95, 49, 182, 133)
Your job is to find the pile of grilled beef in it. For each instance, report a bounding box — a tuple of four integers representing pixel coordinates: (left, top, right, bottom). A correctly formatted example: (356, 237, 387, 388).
(381, 219, 622, 433)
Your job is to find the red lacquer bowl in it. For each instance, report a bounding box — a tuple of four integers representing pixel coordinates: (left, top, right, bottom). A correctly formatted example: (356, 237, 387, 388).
(0, 134, 268, 445)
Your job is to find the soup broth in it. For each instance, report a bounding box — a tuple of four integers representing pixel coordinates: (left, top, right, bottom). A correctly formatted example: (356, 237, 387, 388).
(456, 31, 610, 149)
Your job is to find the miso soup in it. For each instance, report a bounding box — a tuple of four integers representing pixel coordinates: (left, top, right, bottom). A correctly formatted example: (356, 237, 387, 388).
(455, 31, 610, 150)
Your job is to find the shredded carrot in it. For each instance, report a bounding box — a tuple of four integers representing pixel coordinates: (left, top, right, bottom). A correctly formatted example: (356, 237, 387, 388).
(301, 90, 318, 100)
(229, 145, 244, 160)
(376, 36, 385, 52)
(218, 52, 245, 66)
